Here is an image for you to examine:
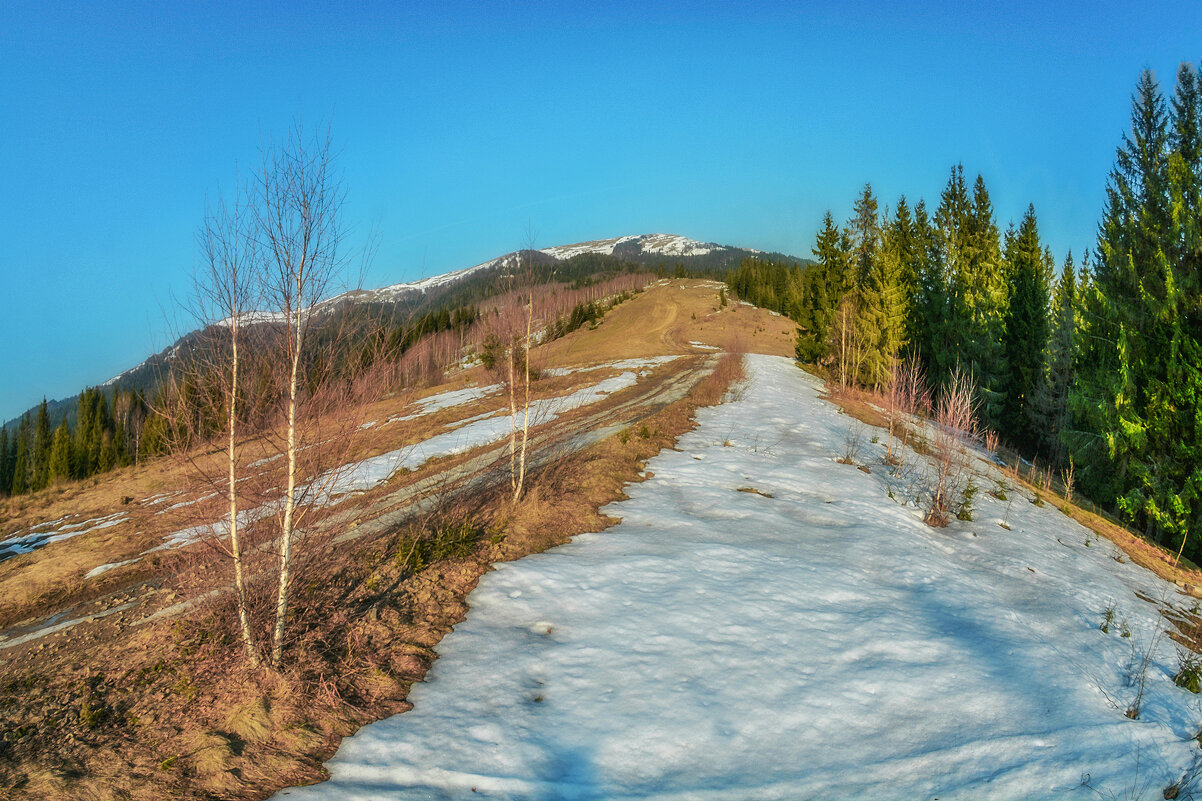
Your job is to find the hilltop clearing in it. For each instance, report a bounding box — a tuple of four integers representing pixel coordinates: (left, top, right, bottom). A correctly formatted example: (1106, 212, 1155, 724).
(0, 280, 792, 800)
(275, 355, 1202, 800)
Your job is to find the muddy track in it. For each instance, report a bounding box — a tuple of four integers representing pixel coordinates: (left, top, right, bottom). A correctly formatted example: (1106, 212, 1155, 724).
(0, 355, 719, 652)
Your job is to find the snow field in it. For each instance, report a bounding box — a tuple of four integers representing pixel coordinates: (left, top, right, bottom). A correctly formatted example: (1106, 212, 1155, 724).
(273, 354, 1202, 801)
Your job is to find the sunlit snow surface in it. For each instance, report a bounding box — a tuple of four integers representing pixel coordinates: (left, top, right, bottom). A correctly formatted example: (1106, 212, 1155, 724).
(273, 355, 1201, 800)
(319, 373, 641, 499)
(0, 513, 128, 561)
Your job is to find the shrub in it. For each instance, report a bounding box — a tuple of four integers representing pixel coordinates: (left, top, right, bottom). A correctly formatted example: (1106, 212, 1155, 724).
(79, 696, 105, 729)
(957, 478, 978, 521)
(838, 423, 865, 465)
(395, 520, 481, 574)
(924, 369, 978, 527)
(1176, 648, 1202, 694)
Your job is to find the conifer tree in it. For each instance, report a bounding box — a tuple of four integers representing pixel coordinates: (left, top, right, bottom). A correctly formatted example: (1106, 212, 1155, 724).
(1031, 251, 1081, 462)
(33, 398, 51, 490)
(73, 390, 93, 479)
(1170, 62, 1201, 275)
(10, 415, 30, 495)
(797, 212, 852, 363)
(1000, 205, 1052, 451)
(0, 427, 9, 496)
(889, 196, 919, 304)
(931, 165, 973, 389)
(856, 201, 911, 387)
(906, 198, 942, 372)
(48, 422, 72, 483)
(1072, 67, 1202, 556)
(963, 175, 1009, 429)
(849, 183, 880, 288)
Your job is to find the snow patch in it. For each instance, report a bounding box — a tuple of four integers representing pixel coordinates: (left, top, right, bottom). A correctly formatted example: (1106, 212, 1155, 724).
(387, 384, 504, 425)
(321, 373, 641, 500)
(274, 354, 1202, 800)
(0, 514, 129, 561)
(86, 558, 141, 579)
(542, 356, 681, 377)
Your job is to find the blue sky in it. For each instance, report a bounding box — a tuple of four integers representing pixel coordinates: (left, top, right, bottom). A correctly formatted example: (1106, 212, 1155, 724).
(1, 1, 1199, 421)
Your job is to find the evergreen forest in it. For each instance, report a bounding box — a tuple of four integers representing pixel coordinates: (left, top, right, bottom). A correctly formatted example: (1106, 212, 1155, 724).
(732, 65, 1201, 562)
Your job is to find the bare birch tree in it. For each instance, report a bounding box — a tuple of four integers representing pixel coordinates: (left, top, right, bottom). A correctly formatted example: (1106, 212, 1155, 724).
(513, 230, 540, 502)
(254, 123, 348, 668)
(194, 185, 263, 665)
(830, 294, 865, 388)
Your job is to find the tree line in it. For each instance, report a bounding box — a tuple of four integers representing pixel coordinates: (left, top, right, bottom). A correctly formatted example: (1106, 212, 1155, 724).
(0, 388, 151, 496)
(730, 64, 1201, 561)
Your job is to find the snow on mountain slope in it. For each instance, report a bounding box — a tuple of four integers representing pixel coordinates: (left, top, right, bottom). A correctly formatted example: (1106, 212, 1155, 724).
(540, 233, 726, 260)
(360, 251, 525, 303)
(95, 235, 722, 387)
(367, 232, 729, 302)
(273, 354, 1202, 801)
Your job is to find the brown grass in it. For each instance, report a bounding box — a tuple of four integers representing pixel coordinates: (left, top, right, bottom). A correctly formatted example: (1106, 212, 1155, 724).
(0, 287, 758, 801)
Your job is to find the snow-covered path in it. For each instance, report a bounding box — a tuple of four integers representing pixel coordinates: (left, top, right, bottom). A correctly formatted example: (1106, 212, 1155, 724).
(274, 355, 1202, 800)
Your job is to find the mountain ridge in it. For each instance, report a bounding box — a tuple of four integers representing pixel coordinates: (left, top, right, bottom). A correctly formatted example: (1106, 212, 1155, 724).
(4, 233, 807, 429)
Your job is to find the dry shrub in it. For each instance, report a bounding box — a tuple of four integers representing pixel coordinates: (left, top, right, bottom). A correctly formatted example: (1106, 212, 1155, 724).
(839, 423, 865, 465)
(698, 348, 747, 406)
(925, 369, 979, 527)
(884, 357, 930, 469)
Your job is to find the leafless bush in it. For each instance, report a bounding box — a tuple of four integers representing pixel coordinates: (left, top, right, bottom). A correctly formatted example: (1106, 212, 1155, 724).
(839, 423, 865, 465)
(885, 357, 930, 470)
(1040, 462, 1054, 494)
(1123, 626, 1165, 720)
(924, 368, 978, 527)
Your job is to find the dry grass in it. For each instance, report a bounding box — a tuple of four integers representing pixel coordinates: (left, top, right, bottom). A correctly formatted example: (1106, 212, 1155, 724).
(0, 285, 761, 801)
(539, 279, 795, 368)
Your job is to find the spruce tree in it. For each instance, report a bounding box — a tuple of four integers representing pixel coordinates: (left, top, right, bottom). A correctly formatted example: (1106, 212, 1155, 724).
(889, 196, 919, 306)
(857, 202, 911, 387)
(1032, 251, 1080, 462)
(906, 198, 942, 374)
(932, 165, 973, 389)
(964, 175, 1009, 430)
(73, 390, 93, 479)
(849, 183, 880, 288)
(11, 415, 31, 495)
(0, 427, 8, 496)
(797, 212, 852, 363)
(1000, 205, 1052, 451)
(1072, 67, 1202, 555)
(33, 398, 51, 490)
(48, 422, 72, 483)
